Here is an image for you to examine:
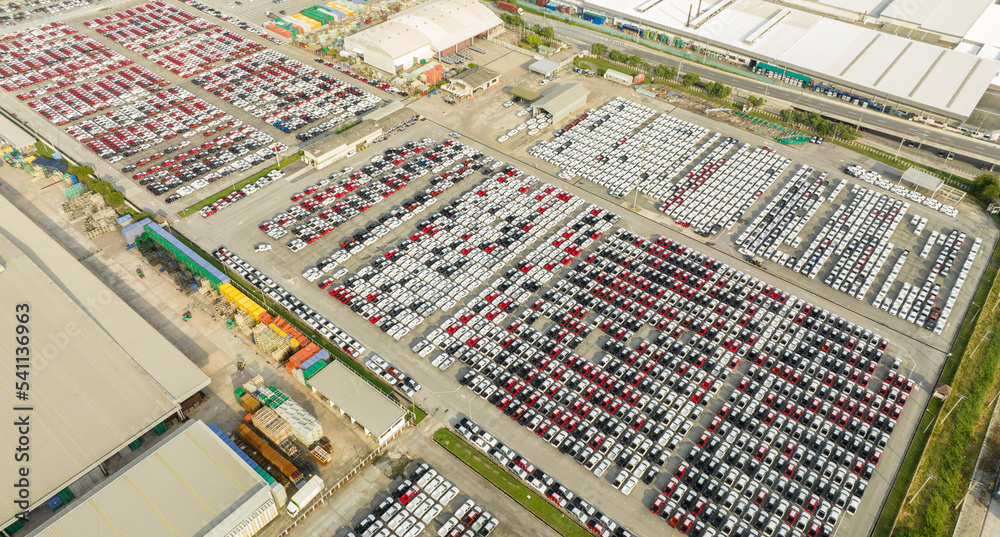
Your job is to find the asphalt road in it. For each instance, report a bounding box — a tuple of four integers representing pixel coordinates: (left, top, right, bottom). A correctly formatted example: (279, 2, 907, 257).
(522, 11, 1000, 169)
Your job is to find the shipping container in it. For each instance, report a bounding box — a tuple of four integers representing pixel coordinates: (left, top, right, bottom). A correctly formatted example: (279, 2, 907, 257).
(632, 73, 645, 84)
(267, 23, 293, 39)
(236, 424, 302, 483)
(287, 475, 324, 516)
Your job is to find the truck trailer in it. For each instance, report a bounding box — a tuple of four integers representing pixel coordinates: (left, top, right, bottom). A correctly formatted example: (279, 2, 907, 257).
(287, 475, 325, 516)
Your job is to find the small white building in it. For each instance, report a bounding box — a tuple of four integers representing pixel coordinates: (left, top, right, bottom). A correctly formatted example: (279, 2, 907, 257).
(604, 68, 633, 86)
(307, 361, 408, 446)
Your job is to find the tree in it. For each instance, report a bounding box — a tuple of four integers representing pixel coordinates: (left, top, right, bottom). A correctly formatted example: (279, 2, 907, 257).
(537, 26, 554, 39)
(704, 81, 731, 99)
(779, 109, 794, 122)
(525, 35, 542, 46)
(608, 49, 627, 63)
(107, 190, 125, 207)
(681, 73, 700, 87)
(89, 179, 113, 195)
(627, 55, 642, 66)
(652, 65, 677, 80)
(500, 13, 524, 27)
(590, 43, 607, 57)
(973, 173, 1000, 199)
(746, 95, 765, 108)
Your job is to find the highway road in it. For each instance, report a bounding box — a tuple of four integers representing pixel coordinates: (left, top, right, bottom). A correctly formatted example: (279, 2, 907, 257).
(522, 11, 1000, 170)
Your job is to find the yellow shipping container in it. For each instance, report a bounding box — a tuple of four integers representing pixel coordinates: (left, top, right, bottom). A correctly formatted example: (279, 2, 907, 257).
(269, 324, 287, 339)
(291, 13, 321, 29)
(327, 2, 353, 16)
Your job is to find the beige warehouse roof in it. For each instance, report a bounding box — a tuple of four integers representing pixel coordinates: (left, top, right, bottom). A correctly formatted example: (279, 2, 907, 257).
(308, 360, 406, 438)
(0, 195, 210, 528)
(28, 421, 271, 537)
(0, 114, 35, 149)
(345, 0, 500, 60)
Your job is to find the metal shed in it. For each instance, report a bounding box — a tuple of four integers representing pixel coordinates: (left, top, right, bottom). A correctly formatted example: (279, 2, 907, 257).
(533, 84, 590, 122)
(529, 59, 561, 76)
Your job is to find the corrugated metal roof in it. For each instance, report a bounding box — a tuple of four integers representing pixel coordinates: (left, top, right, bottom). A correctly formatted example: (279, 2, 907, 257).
(0, 195, 209, 405)
(535, 84, 591, 118)
(28, 421, 271, 537)
(308, 361, 406, 437)
(0, 113, 35, 149)
(0, 196, 211, 528)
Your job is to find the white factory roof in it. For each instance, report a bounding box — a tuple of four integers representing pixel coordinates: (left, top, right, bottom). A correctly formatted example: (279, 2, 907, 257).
(28, 421, 271, 537)
(584, 0, 1000, 118)
(308, 360, 406, 438)
(876, 0, 992, 38)
(347, 0, 500, 59)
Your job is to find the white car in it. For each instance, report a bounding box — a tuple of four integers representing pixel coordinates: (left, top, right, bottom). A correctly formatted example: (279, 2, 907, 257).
(496, 135, 508, 143)
(254, 243, 272, 252)
(332, 267, 349, 279)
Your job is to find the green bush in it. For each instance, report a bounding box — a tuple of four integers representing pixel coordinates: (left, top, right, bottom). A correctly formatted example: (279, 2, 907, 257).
(590, 43, 607, 56)
(973, 173, 1000, 200)
(107, 191, 125, 207)
(681, 73, 700, 87)
(652, 64, 677, 80)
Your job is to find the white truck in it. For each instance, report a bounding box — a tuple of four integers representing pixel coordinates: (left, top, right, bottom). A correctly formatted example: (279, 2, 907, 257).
(287, 475, 324, 516)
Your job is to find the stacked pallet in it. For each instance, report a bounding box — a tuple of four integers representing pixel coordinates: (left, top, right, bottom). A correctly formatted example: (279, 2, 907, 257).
(310, 444, 332, 465)
(252, 406, 292, 444)
(83, 206, 118, 238)
(235, 311, 256, 335)
(252, 324, 292, 362)
(248, 384, 324, 446)
(60, 192, 104, 221)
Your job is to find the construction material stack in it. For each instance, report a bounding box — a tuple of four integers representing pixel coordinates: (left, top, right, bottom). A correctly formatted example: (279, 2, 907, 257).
(248, 384, 324, 447)
(252, 406, 293, 445)
(236, 424, 304, 487)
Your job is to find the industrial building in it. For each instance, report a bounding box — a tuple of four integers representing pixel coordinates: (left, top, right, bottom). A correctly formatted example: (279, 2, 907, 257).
(303, 108, 417, 170)
(532, 83, 590, 122)
(444, 66, 501, 98)
(0, 195, 209, 531)
(343, 0, 502, 73)
(27, 421, 279, 537)
(575, 0, 1000, 123)
(0, 114, 34, 152)
(307, 361, 408, 446)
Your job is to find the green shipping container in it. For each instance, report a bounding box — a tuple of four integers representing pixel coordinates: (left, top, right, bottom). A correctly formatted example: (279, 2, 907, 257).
(129, 439, 143, 451)
(4, 520, 24, 535)
(235, 387, 248, 400)
(155, 422, 168, 435)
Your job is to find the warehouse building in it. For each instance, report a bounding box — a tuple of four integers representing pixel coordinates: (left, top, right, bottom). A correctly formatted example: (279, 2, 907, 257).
(27, 421, 279, 537)
(0, 195, 209, 531)
(580, 0, 1000, 122)
(0, 114, 34, 152)
(303, 120, 384, 170)
(303, 108, 417, 170)
(533, 84, 590, 122)
(343, 0, 502, 74)
(444, 66, 501, 98)
(529, 59, 561, 77)
(307, 361, 408, 446)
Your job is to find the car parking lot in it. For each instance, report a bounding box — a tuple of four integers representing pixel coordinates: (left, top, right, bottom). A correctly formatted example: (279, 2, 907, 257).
(338, 461, 498, 537)
(0, 0, 385, 212)
(172, 103, 987, 537)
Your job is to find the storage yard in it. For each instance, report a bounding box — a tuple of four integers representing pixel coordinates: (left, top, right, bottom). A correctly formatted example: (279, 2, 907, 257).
(3, 1, 1000, 537)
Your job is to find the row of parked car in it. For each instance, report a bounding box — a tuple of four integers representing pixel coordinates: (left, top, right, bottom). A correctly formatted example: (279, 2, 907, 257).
(264, 139, 447, 252)
(213, 247, 365, 358)
(345, 463, 471, 537)
(0, 22, 129, 92)
(327, 170, 588, 340)
(178, 0, 284, 45)
(879, 232, 981, 334)
(195, 168, 284, 213)
(141, 26, 264, 78)
(846, 166, 957, 218)
(87, 1, 211, 53)
(532, 98, 712, 201)
(192, 48, 381, 134)
(455, 416, 634, 537)
(734, 166, 838, 265)
(422, 222, 904, 537)
(365, 353, 421, 397)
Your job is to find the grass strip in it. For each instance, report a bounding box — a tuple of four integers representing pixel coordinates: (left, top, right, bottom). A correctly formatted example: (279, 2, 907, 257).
(433, 428, 592, 537)
(409, 406, 427, 425)
(177, 151, 303, 217)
